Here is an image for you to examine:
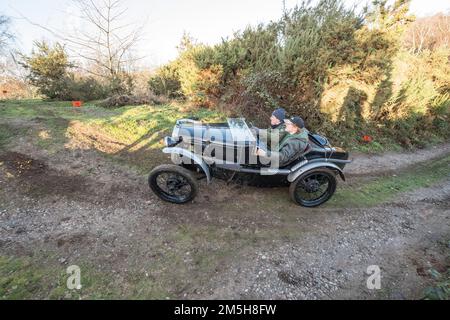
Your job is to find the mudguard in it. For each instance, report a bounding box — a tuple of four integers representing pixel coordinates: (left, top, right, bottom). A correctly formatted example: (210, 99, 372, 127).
(287, 161, 345, 183)
(162, 147, 212, 184)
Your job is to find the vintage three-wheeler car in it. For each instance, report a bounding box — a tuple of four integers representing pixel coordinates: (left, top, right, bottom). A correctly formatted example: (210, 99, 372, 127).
(149, 118, 351, 207)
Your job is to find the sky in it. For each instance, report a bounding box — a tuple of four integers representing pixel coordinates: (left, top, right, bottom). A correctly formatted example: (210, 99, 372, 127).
(2, 0, 450, 67)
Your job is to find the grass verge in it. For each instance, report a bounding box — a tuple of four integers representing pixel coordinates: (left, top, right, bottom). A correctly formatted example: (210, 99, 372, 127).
(0, 255, 169, 299)
(328, 154, 450, 207)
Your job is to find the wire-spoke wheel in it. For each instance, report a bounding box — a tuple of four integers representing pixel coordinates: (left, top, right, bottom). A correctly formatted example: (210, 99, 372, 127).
(289, 168, 337, 207)
(149, 164, 198, 204)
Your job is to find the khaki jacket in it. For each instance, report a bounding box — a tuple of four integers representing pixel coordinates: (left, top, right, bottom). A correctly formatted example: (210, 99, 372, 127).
(258, 123, 288, 150)
(266, 128, 309, 167)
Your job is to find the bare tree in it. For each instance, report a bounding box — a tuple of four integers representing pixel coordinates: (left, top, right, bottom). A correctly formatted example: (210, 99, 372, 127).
(68, 0, 145, 78)
(19, 0, 146, 80)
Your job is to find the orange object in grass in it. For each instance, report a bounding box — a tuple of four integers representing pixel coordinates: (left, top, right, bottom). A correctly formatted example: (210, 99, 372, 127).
(362, 135, 373, 143)
(72, 101, 82, 107)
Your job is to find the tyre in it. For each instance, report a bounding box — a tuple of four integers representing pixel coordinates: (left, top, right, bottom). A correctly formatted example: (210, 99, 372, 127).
(289, 168, 337, 207)
(148, 164, 198, 204)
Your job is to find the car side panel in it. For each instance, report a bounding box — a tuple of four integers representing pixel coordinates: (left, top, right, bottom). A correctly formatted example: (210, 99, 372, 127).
(287, 162, 345, 182)
(162, 147, 212, 184)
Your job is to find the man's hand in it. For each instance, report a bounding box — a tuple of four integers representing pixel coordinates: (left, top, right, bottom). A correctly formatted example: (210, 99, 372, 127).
(256, 148, 266, 157)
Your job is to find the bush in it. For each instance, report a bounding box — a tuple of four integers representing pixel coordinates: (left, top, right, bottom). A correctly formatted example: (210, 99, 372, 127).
(21, 41, 71, 100)
(21, 41, 123, 101)
(178, 60, 223, 107)
(109, 73, 135, 96)
(64, 75, 109, 101)
(148, 62, 182, 97)
(148, 0, 449, 148)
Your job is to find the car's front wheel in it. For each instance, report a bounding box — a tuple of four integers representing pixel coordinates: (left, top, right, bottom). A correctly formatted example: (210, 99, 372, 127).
(149, 164, 198, 204)
(289, 168, 337, 207)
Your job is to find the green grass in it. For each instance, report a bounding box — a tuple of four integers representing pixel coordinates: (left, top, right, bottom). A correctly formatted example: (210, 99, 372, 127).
(0, 99, 225, 171)
(0, 256, 51, 299)
(0, 255, 169, 300)
(0, 99, 223, 124)
(0, 125, 14, 149)
(0, 255, 108, 299)
(0, 99, 76, 119)
(1, 98, 449, 205)
(86, 104, 222, 148)
(0, 223, 248, 300)
(423, 267, 450, 300)
(1, 98, 449, 207)
(1, 99, 449, 299)
(351, 140, 403, 153)
(0, 124, 28, 150)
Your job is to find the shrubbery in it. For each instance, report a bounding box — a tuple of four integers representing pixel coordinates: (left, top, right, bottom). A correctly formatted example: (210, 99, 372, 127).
(21, 41, 132, 101)
(148, 62, 182, 98)
(18, 0, 449, 149)
(148, 0, 449, 149)
(21, 42, 72, 100)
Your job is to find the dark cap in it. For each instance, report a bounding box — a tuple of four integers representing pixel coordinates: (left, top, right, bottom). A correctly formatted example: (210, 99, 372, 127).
(286, 116, 305, 129)
(272, 108, 286, 121)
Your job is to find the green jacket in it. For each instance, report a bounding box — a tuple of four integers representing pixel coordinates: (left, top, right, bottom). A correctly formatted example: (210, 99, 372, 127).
(259, 123, 288, 150)
(267, 128, 309, 167)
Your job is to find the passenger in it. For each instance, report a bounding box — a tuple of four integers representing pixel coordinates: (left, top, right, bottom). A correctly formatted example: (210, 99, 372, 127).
(256, 116, 309, 167)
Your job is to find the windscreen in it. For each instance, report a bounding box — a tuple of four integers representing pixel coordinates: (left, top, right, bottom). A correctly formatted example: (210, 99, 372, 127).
(227, 118, 256, 143)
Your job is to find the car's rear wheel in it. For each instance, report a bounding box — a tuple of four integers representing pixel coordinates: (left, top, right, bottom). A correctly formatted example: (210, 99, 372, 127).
(149, 164, 198, 204)
(289, 168, 337, 207)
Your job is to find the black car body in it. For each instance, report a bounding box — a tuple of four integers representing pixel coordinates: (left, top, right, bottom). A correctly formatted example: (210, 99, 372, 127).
(149, 118, 351, 207)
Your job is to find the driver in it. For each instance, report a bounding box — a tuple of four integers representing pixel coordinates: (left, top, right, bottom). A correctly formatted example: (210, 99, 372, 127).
(255, 108, 288, 149)
(256, 116, 309, 167)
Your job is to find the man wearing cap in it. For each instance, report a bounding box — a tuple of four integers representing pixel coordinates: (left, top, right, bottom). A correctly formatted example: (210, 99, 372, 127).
(256, 108, 288, 150)
(256, 116, 309, 167)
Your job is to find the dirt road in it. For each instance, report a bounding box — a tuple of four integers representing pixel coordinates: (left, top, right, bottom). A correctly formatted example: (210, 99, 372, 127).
(0, 119, 449, 299)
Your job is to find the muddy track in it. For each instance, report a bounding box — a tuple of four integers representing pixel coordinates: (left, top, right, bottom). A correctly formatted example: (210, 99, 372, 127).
(346, 142, 450, 176)
(200, 182, 450, 299)
(0, 138, 449, 299)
